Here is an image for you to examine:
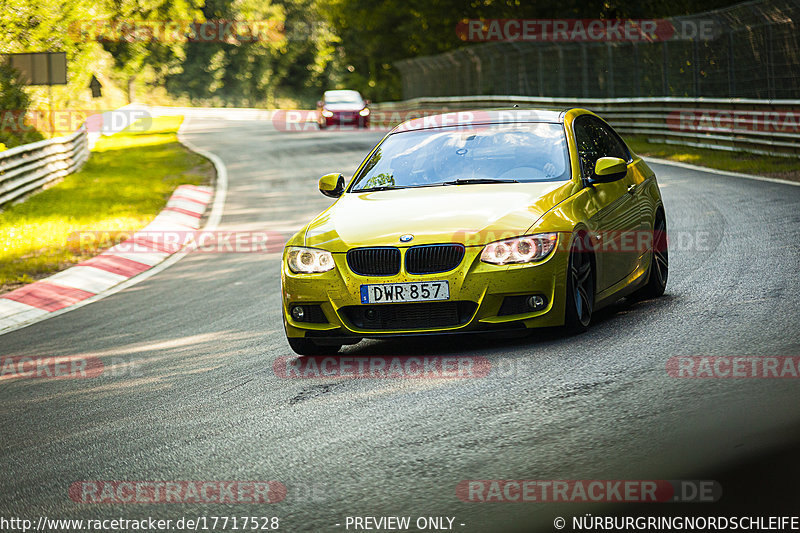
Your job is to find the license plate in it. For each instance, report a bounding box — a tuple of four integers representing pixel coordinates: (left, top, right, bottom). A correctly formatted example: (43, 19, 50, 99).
(360, 281, 449, 304)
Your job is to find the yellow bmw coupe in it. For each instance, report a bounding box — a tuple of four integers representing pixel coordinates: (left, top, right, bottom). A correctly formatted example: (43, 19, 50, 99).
(281, 109, 668, 355)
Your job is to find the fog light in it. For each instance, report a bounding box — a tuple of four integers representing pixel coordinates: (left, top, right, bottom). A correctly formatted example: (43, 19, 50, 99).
(291, 306, 305, 321)
(527, 295, 546, 310)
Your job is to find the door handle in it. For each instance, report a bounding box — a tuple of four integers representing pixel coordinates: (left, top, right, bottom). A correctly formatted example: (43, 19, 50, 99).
(627, 184, 637, 195)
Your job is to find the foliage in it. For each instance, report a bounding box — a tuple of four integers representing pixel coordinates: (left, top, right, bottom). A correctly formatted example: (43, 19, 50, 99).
(1, 0, 748, 117)
(0, 62, 44, 147)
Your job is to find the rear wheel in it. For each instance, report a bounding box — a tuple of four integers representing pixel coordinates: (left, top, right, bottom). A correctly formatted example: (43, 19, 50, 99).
(564, 233, 594, 333)
(287, 337, 342, 356)
(634, 211, 668, 299)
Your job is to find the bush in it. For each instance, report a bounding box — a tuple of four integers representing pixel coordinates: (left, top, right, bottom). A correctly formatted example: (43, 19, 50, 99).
(0, 62, 45, 149)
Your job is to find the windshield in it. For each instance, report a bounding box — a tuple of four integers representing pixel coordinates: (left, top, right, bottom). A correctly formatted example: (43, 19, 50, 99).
(349, 122, 570, 191)
(324, 91, 364, 105)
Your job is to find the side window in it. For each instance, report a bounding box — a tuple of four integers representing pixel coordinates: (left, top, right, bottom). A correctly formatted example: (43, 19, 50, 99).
(573, 116, 629, 179)
(573, 117, 602, 179)
(591, 118, 630, 162)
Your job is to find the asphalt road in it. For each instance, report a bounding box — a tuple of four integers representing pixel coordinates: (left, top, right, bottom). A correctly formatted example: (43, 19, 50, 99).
(1, 110, 799, 532)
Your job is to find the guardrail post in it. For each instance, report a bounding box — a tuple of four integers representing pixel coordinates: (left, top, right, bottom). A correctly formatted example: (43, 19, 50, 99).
(607, 45, 615, 98)
(581, 44, 589, 98)
(662, 41, 670, 96)
(537, 49, 544, 97)
(766, 24, 775, 99)
(503, 46, 511, 95)
(633, 43, 641, 97)
(728, 31, 736, 97)
(692, 38, 700, 97)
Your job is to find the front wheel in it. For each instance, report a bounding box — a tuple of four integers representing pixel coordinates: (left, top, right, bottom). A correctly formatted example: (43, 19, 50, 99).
(287, 337, 342, 356)
(634, 212, 668, 300)
(564, 233, 594, 334)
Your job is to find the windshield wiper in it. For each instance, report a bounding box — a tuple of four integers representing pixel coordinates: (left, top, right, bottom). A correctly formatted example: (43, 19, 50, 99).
(356, 179, 517, 191)
(442, 178, 519, 185)
(355, 185, 402, 192)
(355, 183, 445, 192)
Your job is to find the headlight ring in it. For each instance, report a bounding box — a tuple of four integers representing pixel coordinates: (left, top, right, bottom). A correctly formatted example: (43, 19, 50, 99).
(287, 246, 335, 273)
(480, 233, 558, 265)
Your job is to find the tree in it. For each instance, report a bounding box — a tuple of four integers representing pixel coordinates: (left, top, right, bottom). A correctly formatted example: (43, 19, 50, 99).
(99, 0, 203, 102)
(0, 62, 45, 148)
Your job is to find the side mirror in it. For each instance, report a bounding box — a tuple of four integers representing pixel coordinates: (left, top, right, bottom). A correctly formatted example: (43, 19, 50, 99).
(364, 99, 371, 105)
(319, 173, 345, 198)
(590, 157, 628, 183)
(316, 100, 324, 107)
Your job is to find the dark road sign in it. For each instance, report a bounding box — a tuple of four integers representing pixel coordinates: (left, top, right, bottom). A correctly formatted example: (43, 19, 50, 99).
(3, 52, 67, 85)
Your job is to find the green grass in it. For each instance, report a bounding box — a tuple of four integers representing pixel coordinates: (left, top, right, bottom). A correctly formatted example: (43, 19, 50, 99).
(0, 115, 214, 292)
(625, 136, 800, 182)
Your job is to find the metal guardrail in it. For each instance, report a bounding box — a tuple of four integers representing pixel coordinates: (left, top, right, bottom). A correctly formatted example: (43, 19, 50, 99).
(0, 126, 89, 207)
(372, 96, 800, 157)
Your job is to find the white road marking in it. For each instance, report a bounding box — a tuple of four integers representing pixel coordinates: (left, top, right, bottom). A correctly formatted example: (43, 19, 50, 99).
(644, 156, 800, 187)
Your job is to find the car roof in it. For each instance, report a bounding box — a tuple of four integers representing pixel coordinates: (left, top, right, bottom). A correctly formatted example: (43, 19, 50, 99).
(389, 108, 569, 134)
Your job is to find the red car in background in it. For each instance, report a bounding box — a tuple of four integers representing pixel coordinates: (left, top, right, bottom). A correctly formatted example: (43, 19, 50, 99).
(317, 90, 370, 129)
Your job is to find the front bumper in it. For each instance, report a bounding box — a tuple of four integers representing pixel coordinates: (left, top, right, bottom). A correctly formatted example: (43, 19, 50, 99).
(321, 112, 369, 128)
(282, 244, 569, 339)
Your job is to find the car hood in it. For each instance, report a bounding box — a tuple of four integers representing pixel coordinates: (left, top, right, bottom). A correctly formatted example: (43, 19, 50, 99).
(304, 181, 575, 251)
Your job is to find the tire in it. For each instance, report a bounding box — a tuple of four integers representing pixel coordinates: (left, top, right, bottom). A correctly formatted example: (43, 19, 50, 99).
(564, 233, 594, 334)
(287, 337, 342, 356)
(634, 211, 668, 300)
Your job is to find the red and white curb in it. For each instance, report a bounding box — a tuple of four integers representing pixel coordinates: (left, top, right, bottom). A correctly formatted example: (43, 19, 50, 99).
(0, 184, 213, 332)
(0, 111, 228, 336)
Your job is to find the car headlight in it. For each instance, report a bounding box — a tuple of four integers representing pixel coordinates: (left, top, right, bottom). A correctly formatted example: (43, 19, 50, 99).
(480, 233, 558, 265)
(287, 247, 335, 273)
(359, 108, 370, 117)
(321, 109, 334, 117)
